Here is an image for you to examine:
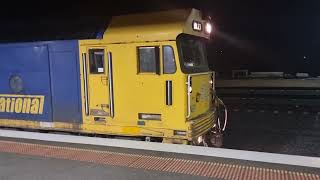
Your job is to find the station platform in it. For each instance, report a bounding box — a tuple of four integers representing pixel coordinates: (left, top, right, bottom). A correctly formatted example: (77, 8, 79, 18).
(0, 129, 319, 180)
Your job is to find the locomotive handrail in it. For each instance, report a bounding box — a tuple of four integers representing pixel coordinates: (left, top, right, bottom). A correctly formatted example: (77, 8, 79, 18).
(186, 75, 191, 118)
(186, 71, 214, 118)
(82, 53, 89, 116)
(108, 52, 115, 118)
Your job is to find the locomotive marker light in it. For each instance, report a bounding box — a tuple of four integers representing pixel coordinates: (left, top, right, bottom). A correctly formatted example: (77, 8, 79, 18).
(192, 21, 202, 31)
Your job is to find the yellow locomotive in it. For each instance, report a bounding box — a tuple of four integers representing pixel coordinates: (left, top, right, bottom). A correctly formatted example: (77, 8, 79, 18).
(0, 9, 227, 147)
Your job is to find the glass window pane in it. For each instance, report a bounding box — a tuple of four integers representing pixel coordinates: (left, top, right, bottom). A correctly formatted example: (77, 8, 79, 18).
(138, 47, 159, 73)
(177, 35, 209, 73)
(89, 49, 105, 74)
(163, 46, 176, 74)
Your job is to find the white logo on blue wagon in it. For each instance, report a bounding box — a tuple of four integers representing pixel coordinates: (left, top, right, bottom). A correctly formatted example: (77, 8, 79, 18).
(0, 94, 45, 115)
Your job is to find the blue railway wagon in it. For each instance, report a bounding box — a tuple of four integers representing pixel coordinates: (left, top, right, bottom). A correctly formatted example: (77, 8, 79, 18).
(0, 40, 82, 124)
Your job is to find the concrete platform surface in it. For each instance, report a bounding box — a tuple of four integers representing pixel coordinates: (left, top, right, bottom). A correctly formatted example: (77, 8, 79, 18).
(0, 152, 212, 180)
(0, 137, 319, 180)
(1, 129, 320, 168)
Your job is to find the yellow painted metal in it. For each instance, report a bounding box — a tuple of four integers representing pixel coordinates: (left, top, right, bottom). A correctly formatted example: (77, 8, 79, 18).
(86, 46, 110, 117)
(188, 74, 213, 119)
(77, 8, 216, 142)
(81, 8, 210, 45)
(0, 8, 217, 144)
(79, 41, 188, 140)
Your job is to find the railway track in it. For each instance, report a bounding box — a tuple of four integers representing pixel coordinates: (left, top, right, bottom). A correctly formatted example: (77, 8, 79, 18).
(216, 80, 320, 156)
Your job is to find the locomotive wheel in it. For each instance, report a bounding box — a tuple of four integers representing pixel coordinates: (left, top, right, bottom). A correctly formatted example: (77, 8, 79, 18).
(210, 131, 223, 148)
(205, 98, 226, 148)
(204, 130, 223, 148)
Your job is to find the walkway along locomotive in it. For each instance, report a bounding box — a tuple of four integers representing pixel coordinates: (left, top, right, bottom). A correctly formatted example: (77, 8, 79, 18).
(0, 9, 227, 147)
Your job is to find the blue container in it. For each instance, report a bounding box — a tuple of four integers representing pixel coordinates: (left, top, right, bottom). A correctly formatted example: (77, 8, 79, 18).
(0, 40, 82, 124)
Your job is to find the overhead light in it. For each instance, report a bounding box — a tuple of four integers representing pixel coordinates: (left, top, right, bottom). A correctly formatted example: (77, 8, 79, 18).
(205, 22, 212, 34)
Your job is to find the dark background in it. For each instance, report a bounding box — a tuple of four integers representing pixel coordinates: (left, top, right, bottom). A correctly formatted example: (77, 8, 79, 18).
(1, 0, 319, 77)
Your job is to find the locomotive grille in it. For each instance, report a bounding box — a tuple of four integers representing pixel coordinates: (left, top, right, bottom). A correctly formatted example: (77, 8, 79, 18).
(189, 110, 215, 139)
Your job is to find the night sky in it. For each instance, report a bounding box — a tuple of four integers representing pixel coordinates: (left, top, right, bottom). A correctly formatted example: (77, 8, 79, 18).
(1, 1, 320, 77)
(203, 1, 320, 78)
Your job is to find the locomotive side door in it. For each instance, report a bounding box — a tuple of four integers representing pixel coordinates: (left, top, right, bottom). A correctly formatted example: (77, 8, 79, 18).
(85, 47, 111, 120)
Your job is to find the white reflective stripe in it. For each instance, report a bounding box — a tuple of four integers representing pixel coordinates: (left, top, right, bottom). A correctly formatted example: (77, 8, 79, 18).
(139, 47, 155, 49)
(39, 122, 54, 128)
(0, 129, 319, 168)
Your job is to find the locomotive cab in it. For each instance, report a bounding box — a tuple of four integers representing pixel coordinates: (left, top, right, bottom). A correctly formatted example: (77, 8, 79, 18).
(177, 34, 222, 146)
(79, 8, 227, 146)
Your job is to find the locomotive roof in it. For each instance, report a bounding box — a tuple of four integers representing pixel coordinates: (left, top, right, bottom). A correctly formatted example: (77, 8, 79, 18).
(82, 8, 211, 44)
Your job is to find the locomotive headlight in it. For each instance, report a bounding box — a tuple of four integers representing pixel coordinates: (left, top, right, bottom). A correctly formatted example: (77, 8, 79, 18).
(205, 22, 212, 34)
(197, 136, 203, 144)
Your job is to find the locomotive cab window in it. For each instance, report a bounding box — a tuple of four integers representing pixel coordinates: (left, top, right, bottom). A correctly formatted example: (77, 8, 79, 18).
(89, 49, 105, 74)
(163, 46, 176, 74)
(177, 34, 210, 74)
(138, 46, 160, 74)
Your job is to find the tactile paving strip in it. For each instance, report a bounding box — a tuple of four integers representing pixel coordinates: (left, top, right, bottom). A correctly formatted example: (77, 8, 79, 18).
(0, 140, 318, 180)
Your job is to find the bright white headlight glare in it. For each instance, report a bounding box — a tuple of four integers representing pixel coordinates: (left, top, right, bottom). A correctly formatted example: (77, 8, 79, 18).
(197, 136, 203, 144)
(205, 22, 212, 34)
